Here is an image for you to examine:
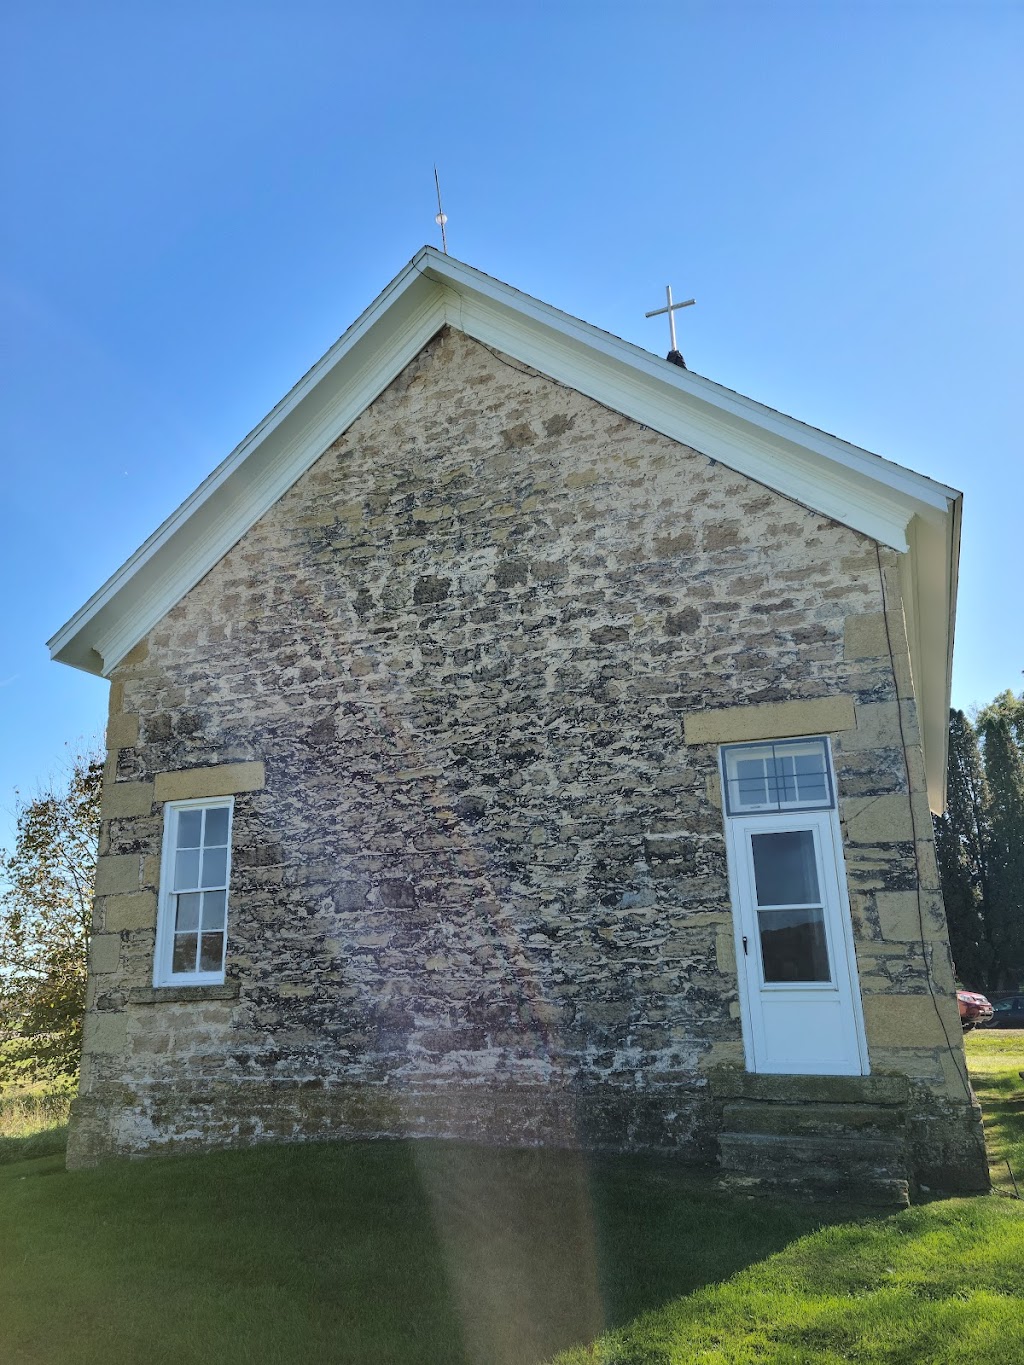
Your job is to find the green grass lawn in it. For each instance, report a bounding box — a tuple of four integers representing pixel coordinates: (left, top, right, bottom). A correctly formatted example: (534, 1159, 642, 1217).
(965, 1027, 1024, 1197)
(0, 1037, 1021, 1365)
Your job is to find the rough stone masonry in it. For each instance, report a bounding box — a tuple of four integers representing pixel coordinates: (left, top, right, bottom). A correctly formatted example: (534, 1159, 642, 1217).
(69, 327, 988, 1192)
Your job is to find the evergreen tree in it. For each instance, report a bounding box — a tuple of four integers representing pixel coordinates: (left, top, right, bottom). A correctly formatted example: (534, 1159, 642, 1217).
(977, 691, 1024, 990)
(935, 690, 1024, 993)
(934, 710, 993, 989)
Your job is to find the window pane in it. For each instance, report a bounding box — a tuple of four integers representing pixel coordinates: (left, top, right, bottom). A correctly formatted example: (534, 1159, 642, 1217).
(175, 892, 201, 933)
(204, 806, 230, 847)
(768, 751, 830, 805)
(172, 933, 198, 974)
(735, 758, 769, 808)
(772, 755, 800, 804)
(199, 932, 225, 973)
(176, 809, 202, 848)
(792, 752, 829, 804)
(751, 830, 820, 906)
(758, 906, 830, 982)
(201, 889, 226, 931)
(174, 848, 201, 891)
(201, 846, 228, 889)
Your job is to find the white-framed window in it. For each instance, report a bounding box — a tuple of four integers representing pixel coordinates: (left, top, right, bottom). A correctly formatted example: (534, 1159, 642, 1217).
(721, 736, 833, 816)
(154, 797, 234, 987)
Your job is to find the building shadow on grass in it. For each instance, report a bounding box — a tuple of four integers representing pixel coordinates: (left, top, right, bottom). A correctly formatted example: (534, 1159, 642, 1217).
(0, 1132, 902, 1365)
(408, 1141, 879, 1365)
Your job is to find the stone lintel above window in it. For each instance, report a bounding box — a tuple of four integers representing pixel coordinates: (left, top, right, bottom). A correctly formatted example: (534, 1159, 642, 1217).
(684, 696, 856, 747)
(153, 762, 266, 803)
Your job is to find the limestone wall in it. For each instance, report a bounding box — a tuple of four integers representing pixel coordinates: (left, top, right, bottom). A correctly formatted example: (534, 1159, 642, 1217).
(69, 328, 986, 1188)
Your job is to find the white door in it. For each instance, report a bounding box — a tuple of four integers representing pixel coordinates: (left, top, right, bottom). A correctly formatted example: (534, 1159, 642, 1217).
(720, 739, 868, 1077)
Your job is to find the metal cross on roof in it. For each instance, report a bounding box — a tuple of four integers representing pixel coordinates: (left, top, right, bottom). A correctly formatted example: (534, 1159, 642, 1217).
(645, 285, 695, 368)
(433, 166, 448, 254)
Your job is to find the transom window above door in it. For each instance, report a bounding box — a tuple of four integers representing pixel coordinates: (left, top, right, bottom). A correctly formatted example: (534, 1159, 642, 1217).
(721, 737, 834, 816)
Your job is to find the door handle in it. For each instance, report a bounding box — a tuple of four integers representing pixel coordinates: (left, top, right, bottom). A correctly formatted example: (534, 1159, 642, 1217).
(742, 936, 749, 955)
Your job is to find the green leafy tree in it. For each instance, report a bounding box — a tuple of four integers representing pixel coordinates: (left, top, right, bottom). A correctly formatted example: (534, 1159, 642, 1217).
(0, 752, 102, 1085)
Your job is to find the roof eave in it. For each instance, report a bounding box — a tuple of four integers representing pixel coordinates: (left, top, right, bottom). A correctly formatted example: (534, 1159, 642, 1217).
(47, 253, 445, 675)
(899, 495, 961, 814)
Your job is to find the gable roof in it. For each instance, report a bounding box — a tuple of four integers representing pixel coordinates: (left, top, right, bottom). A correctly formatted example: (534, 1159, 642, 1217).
(48, 246, 961, 810)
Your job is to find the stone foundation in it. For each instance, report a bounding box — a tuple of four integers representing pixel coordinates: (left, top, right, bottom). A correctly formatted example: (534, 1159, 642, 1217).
(66, 1077, 716, 1170)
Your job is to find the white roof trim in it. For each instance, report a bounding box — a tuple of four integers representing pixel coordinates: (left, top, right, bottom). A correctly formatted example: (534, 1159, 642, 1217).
(48, 246, 960, 809)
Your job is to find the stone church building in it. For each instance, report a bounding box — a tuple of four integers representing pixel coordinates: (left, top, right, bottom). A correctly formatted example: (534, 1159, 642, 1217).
(51, 249, 988, 1202)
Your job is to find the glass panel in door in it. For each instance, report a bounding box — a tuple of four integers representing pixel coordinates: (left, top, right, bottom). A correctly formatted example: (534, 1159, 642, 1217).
(750, 829, 831, 983)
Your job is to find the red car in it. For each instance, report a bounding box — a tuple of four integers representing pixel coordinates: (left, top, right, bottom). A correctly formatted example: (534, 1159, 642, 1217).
(957, 990, 994, 1031)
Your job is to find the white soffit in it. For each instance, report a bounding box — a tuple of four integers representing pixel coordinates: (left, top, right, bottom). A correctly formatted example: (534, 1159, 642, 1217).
(47, 247, 960, 807)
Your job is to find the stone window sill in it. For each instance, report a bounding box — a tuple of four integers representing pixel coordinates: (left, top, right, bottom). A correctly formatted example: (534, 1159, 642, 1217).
(128, 983, 240, 1005)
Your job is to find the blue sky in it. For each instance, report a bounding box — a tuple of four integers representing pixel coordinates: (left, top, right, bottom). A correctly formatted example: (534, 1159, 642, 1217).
(1, 2, 1020, 842)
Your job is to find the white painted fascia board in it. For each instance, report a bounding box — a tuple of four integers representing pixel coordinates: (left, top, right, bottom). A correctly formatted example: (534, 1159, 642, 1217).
(446, 286, 920, 551)
(48, 266, 446, 674)
(901, 498, 961, 813)
(50, 275, 447, 671)
(418, 250, 958, 522)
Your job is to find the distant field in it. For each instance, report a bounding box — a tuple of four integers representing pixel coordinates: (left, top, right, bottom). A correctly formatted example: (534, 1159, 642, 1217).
(0, 1080, 72, 1164)
(0, 1036, 1020, 1365)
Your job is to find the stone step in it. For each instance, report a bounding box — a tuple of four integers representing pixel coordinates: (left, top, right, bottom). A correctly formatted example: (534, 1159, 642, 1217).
(718, 1130, 910, 1208)
(719, 1130, 907, 1176)
(717, 1168, 911, 1208)
(708, 1065, 909, 1107)
(709, 1067, 914, 1206)
(721, 1100, 905, 1137)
